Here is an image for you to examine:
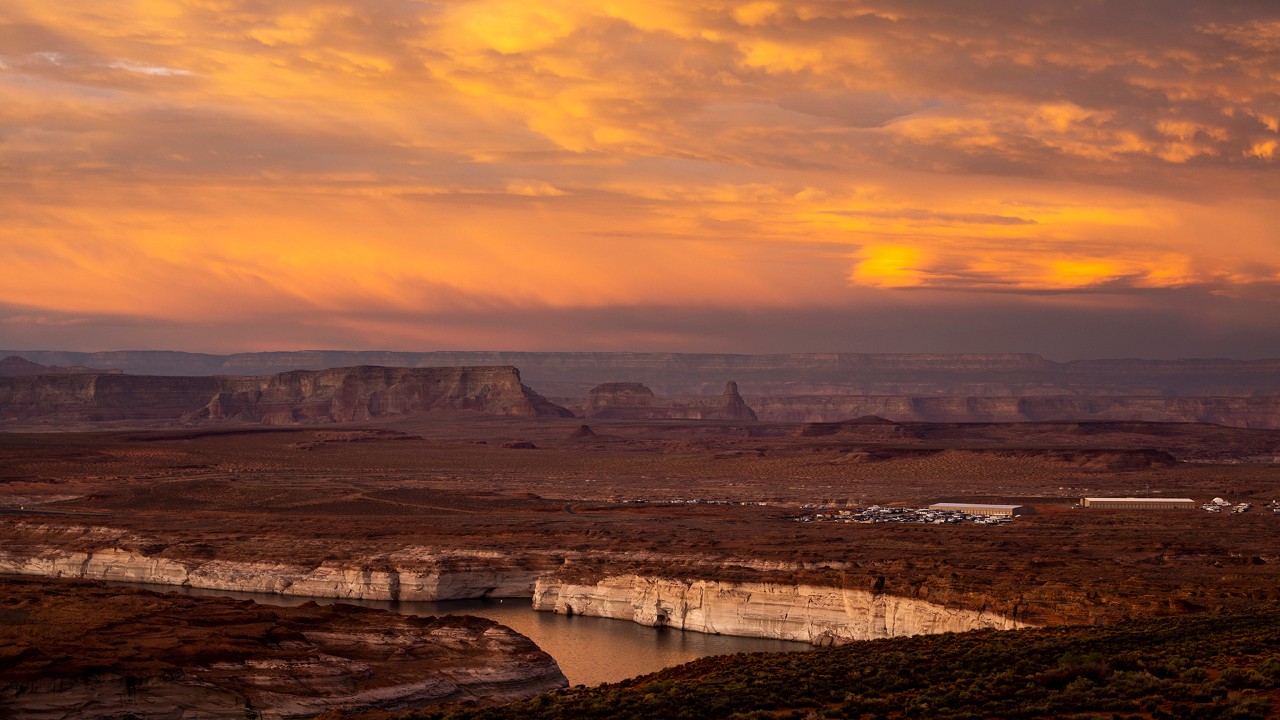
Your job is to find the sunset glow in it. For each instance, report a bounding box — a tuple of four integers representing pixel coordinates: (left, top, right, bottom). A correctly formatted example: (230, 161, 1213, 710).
(2, 1, 1278, 356)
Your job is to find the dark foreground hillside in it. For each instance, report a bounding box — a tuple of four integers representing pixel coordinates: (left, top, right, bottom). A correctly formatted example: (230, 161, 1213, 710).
(385, 608, 1280, 720)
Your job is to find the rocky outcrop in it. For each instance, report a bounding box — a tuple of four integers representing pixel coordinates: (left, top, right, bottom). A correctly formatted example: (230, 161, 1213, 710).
(715, 381, 758, 421)
(0, 576, 567, 719)
(582, 381, 757, 421)
(0, 366, 572, 425)
(6, 350, 1279, 425)
(0, 526, 1030, 646)
(532, 574, 1028, 645)
(0, 542, 544, 602)
(749, 395, 1280, 429)
(583, 383, 656, 417)
(6, 351, 1280, 397)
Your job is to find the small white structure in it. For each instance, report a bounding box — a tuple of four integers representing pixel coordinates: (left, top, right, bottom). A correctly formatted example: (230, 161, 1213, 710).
(928, 503, 1030, 517)
(1081, 497, 1195, 510)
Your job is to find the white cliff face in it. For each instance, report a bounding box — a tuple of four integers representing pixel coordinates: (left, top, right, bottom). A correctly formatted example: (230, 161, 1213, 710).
(0, 547, 540, 602)
(532, 575, 1029, 645)
(0, 524, 1030, 645)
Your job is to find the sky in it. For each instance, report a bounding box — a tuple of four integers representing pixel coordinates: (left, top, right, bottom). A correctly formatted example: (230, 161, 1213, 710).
(1, 0, 1278, 359)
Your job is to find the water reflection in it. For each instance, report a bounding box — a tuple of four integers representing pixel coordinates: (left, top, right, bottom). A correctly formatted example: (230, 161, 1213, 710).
(111, 583, 810, 686)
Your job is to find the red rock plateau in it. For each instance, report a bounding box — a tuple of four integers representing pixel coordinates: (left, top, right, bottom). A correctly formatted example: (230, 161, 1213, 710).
(6, 351, 1278, 427)
(0, 576, 567, 718)
(579, 381, 757, 421)
(749, 394, 1280, 428)
(0, 365, 572, 426)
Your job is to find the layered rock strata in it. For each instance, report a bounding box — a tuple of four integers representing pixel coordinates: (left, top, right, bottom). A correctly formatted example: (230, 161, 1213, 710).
(0, 365, 572, 425)
(581, 381, 757, 421)
(6, 351, 1279, 397)
(531, 575, 1027, 645)
(0, 526, 1029, 647)
(749, 394, 1280, 428)
(0, 576, 567, 719)
(0, 541, 543, 602)
(5, 350, 1279, 425)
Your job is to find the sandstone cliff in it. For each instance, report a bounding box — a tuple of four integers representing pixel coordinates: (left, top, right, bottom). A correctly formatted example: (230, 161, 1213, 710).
(6, 350, 1279, 397)
(0, 527, 548, 602)
(0, 366, 572, 425)
(749, 394, 1280, 429)
(582, 380, 757, 421)
(0, 525, 1031, 647)
(0, 576, 567, 719)
(531, 574, 1027, 645)
(582, 382, 656, 417)
(7, 350, 1278, 426)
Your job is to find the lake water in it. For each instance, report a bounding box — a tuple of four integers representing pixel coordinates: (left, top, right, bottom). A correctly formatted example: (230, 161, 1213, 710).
(112, 583, 811, 686)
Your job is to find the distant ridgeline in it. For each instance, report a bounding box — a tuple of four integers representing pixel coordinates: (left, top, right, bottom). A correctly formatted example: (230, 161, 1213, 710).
(0, 364, 573, 425)
(3, 351, 1280, 427)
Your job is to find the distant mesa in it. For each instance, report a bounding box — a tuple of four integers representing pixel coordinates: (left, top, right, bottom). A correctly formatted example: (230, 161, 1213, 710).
(583, 383, 655, 416)
(0, 355, 114, 377)
(0, 356, 46, 376)
(582, 380, 757, 421)
(4, 349, 1280, 427)
(0, 365, 574, 426)
(6, 351, 1279, 398)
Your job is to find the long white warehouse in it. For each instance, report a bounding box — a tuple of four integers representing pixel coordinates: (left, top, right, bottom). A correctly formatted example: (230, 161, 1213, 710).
(927, 503, 1031, 517)
(1080, 497, 1195, 509)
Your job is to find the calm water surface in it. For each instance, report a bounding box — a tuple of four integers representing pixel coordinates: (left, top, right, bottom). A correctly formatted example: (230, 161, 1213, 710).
(113, 583, 811, 686)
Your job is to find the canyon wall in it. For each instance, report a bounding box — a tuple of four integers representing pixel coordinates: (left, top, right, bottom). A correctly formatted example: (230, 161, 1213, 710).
(0, 365, 572, 425)
(749, 395, 1280, 428)
(6, 350, 1280, 397)
(6, 351, 1278, 426)
(581, 380, 758, 421)
(0, 527, 1030, 646)
(0, 542, 544, 602)
(532, 575, 1028, 645)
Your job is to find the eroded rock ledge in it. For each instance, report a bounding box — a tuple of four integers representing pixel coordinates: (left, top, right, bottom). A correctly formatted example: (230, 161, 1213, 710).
(0, 576, 567, 720)
(0, 365, 573, 425)
(0, 524, 1030, 647)
(532, 575, 1027, 644)
(0, 533, 545, 602)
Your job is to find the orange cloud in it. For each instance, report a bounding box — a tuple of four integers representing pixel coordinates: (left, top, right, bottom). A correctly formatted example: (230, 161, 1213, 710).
(0, 0, 1277, 353)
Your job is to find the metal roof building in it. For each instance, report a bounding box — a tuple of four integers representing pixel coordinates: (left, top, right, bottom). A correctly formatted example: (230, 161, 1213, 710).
(1080, 497, 1195, 509)
(928, 503, 1031, 517)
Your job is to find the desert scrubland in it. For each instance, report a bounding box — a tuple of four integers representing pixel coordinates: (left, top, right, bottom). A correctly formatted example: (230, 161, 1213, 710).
(2, 357, 1279, 717)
